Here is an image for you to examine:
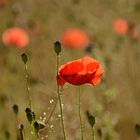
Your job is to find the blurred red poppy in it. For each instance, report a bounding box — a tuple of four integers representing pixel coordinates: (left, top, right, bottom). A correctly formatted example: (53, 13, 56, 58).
(61, 28, 89, 49)
(2, 27, 29, 48)
(57, 56, 104, 86)
(128, 24, 139, 39)
(0, 0, 7, 8)
(113, 19, 129, 35)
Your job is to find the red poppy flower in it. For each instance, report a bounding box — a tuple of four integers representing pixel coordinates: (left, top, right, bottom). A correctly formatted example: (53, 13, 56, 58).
(61, 28, 90, 49)
(113, 19, 129, 35)
(57, 56, 104, 86)
(2, 27, 29, 48)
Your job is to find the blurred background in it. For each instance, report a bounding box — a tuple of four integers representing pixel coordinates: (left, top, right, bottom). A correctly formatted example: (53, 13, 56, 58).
(0, 0, 140, 140)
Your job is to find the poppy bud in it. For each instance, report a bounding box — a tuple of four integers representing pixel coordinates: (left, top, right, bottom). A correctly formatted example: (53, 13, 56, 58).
(135, 124, 140, 136)
(21, 53, 28, 64)
(34, 121, 40, 132)
(12, 104, 19, 115)
(86, 111, 95, 127)
(26, 112, 33, 123)
(54, 41, 61, 55)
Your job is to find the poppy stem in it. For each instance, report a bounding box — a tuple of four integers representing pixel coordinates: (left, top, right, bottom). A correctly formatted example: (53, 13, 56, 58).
(78, 86, 84, 140)
(45, 98, 58, 125)
(24, 63, 39, 140)
(32, 124, 40, 140)
(24, 63, 32, 110)
(56, 55, 67, 140)
(18, 124, 26, 140)
(92, 127, 95, 140)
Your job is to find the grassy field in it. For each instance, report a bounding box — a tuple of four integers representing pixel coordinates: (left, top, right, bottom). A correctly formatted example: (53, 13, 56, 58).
(0, 0, 140, 140)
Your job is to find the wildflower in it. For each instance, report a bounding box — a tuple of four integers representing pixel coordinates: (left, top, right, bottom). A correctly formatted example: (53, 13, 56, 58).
(112, 18, 129, 35)
(57, 56, 104, 86)
(61, 28, 89, 49)
(2, 27, 29, 48)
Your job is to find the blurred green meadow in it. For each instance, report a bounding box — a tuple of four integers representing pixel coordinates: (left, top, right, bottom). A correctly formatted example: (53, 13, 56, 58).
(0, 0, 140, 140)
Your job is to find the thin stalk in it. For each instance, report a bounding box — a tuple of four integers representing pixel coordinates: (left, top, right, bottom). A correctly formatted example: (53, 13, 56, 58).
(51, 128, 57, 140)
(78, 86, 84, 140)
(56, 55, 67, 140)
(34, 130, 39, 140)
(16, 129, 20, 140)
(25, 63, 32, 110)
(46, 98, 58, 125)
(22, 129, 26, 140)
(19, 127, 25, 140)
(19, 129, 24, 140)
(31, 123, 39, 140)
(15, 117, 19, 140)
(18, 124, 26, 140)
(24, 64, 39, 140)
(92, 127, 95, 140)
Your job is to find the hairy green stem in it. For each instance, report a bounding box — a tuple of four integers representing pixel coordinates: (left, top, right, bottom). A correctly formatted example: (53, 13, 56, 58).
(78, 87, 84, 140)
(24, 64, 39, 139)
(19, 127, 25, 140)
(25, 64, 32, 110)
(31, 123, 39, 140)
(92, 127, 95, 140)
(33, 127, 39, 140)
(56, 55, 67, 140)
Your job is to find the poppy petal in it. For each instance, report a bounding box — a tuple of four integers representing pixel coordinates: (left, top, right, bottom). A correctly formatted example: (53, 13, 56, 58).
(57, 75, 66, 86)
(62, 74, 90, 85)
(91, 76, 102, 86)
(94, 64, 104, 77)
(86, 62, 99, 73)
(59, 61, 84, 75)
(79, 56, 99, 74)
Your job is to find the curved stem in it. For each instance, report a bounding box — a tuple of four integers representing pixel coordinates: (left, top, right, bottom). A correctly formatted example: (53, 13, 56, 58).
(56, 55, 67, 140)
(46, 98, 58, 125)
(78, 86, 84, 140)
